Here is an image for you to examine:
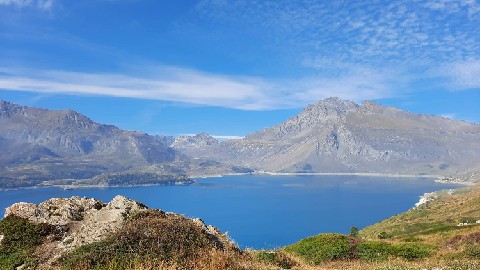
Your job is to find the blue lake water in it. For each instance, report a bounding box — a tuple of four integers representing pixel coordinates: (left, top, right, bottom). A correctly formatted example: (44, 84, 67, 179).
(0, 175, 459, 249)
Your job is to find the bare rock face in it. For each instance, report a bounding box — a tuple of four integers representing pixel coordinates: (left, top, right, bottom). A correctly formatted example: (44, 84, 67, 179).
(4, 197, 104, 225)
(63, 195, 147, 249)
(4, 195, 147, 266)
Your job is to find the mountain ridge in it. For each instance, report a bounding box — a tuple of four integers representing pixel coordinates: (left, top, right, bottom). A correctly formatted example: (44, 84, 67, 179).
(1, 98, 479, 188)
(0, 100, 241, 188)
(172, 98, 480, 180)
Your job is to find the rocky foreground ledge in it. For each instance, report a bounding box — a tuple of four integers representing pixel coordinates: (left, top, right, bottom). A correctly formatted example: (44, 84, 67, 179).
(0, 196, 238, 270)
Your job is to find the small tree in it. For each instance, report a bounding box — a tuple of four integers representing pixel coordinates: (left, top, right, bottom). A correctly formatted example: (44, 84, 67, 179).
(349, 226, 359, 237)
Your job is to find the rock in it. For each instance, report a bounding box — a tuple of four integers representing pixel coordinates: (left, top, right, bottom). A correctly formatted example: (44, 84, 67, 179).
(2, 195, 237, 269)
(3, 195, 148, 268)
(4, 202, 37, 219)
(4, 196, 105, 225)
(192, 218, 207, 229)
(61, 195, 147, 248)
(0, 234, 4, 245)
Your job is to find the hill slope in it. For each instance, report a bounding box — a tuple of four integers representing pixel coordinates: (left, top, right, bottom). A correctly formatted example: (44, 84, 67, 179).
(173, 98, 480, 180)
(0, 100, 241, 188)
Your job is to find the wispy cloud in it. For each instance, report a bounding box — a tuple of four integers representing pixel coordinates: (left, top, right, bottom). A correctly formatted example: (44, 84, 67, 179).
(196, 0, 480, 66)
(436, 59, 480, 90)
(0, 0, 53, 10)
(0, 64, 405, 110)
(1, 0, 478, 111)
(0, 66, 268, 110)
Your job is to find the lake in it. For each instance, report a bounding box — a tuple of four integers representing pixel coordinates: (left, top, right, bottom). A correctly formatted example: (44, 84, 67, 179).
(0, 175, 459, 249)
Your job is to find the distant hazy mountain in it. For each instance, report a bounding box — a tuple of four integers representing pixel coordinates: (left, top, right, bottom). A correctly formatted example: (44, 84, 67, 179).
(0, 100, 237, 188)
(172, 98, 480, 179)
(172, 132, 220, 150)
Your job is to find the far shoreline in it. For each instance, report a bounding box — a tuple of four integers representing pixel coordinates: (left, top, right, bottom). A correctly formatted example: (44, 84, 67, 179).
(1, 171, 476, 192)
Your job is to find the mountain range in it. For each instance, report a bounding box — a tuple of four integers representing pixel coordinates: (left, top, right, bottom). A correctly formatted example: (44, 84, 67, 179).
(175, 98, 480, 179)
(1, 97, 479, 188)
(0, 100, 241, 188)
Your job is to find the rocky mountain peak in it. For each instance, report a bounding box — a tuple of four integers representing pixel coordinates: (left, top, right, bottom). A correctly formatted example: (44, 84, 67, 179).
(296, 97, 359, 124)
(172, 132, 219, 148)
(0, 99, 25, 117)
(305, 97, 358, 114)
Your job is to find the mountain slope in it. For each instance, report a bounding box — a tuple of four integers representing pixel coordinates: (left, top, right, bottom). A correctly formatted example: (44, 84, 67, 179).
(0, 100, 185, 188)
(0, 100, 250, 188)
(173, 98, 480, 179)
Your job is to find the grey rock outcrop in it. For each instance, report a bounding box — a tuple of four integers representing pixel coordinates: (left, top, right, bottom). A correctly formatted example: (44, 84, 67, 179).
(2, 195, 231, 268)
(4, 195, 146, 249)
(3, 195, 147, 266)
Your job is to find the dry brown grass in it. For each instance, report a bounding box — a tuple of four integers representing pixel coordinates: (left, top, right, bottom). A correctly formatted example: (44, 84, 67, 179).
(58, 209, 280, 270)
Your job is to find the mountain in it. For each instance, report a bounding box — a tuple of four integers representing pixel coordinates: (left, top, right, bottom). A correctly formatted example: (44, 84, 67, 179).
(2, 98, 479, 188)
(172, 132, 220, 149)
(0, 100, 240, 188)
(172, 97, 480, 179)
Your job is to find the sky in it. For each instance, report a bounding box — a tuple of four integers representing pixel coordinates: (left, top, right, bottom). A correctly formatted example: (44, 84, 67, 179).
(0, 0, 479, 137)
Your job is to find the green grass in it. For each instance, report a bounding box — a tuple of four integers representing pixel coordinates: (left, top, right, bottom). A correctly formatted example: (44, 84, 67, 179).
(284, 233, 436, 266)
(361, 187, 480, 241)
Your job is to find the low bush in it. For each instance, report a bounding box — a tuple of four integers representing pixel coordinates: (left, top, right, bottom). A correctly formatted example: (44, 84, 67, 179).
(393, 243, 435, 260)
(378, 231, 392, 239)
(464, 244, 480, 258)
(356, 241, 395, 262)
(254, 250, 296, 268)
(0, 215, 51, 269)
(284, 233, 356, 265)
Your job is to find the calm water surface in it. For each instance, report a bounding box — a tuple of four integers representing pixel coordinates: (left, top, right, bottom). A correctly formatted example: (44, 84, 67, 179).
(0, 175, 459, 249)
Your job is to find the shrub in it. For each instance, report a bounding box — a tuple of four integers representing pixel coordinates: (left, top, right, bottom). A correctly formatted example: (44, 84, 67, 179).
(378, 231, 392, 239)
(0, 215, 49, 269)
(356, 241, 395, 262)
(464, 244, 480, 258)
(254, 250, 296, 268)
(393, 243, 435, 260)
(284, 233, 356, 265)
(401, 236, 422, 242)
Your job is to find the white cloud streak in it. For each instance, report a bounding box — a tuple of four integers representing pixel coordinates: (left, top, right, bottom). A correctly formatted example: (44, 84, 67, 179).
(443, 59, 480, 89)
(0, 0, 53, 10)
(0, 64, 405, 110)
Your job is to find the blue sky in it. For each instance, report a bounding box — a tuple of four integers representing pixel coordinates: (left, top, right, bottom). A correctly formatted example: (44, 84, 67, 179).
(0, 0, 479, 137)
